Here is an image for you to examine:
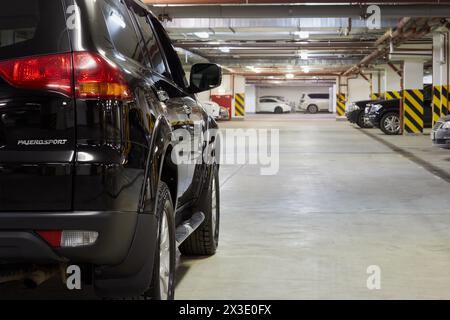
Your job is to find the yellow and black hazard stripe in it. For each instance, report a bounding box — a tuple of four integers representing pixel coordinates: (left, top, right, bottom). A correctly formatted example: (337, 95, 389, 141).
(385, 90, 401, 100)
(442, 85, 449, 116)
(403, 89, 424, 134)
(371, 93, 381, 100)
(336, 93, 346, 116)
(235, 93, 245, 117)
(433, 85, 442, 126)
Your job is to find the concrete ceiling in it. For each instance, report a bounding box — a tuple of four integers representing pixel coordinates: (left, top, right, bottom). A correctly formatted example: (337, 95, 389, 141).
(146, 2, 449, 82)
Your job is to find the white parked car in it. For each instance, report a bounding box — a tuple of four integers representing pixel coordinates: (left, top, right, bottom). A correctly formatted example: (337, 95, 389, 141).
(201, 101, 221, 119)
(257, 97, 291, 114)
(298, 93, 330, 113)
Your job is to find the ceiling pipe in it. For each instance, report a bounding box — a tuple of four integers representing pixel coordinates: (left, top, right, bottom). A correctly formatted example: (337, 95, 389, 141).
(343, 17, 444, 76)
(149, 4, 450, 19)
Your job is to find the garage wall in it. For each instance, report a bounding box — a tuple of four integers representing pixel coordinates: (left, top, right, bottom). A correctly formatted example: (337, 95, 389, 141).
(347, 76, 371, 105)
(245, 85, 257, 113)
(256, 85, 331, 106)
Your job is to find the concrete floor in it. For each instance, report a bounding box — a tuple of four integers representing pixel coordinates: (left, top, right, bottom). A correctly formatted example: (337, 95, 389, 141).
(3, 113, 450, 299)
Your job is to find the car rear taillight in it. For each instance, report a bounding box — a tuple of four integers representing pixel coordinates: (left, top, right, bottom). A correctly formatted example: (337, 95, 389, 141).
(0, 52, 132, 100)
(73, 52, 132, 100)
(0, 53, 72, 95)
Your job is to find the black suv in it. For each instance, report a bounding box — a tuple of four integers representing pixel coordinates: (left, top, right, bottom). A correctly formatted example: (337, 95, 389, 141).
(367, 86, 433, 135)
(0, 0, 222, 299)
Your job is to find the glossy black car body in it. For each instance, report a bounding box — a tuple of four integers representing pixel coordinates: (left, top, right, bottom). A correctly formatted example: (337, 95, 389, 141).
(367, 98, 432, 133)
(346, 99, 380, 128)
(0, 0, 221, 297)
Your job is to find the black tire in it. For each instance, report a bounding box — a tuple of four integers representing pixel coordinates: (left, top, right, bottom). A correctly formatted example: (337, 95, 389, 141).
(145, 182, 176, 300)
(274, 106, 283, 114)
(380, 112, 401, 135)
(357, 111, 372, 128)
(307, 104, 319, 114)
(180, 165, 220, 256)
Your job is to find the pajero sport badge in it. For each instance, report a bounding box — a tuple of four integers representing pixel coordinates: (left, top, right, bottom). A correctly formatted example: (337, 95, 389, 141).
(17, 139, 68, 146)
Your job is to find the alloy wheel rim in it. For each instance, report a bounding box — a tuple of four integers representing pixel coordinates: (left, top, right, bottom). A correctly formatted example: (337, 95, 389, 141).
(159, 210, 170, 300)
(385, 115, 400, 133)
(211, 175, 217, 237)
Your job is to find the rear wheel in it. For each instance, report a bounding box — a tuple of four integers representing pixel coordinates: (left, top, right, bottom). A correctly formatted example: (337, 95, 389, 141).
(380, 112, 400, 135)
(145, 183, 176, 300)
(180, 165, 220, 256)
(307, 104, 319, 114)
(274, 106, 283, 114)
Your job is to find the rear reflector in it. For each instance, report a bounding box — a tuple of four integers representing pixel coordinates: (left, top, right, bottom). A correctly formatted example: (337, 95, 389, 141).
(35, 230, 62, 248)
(0, 54, 72, 95)
(0, 52, 132, 100)
(35, 230, 98, 248)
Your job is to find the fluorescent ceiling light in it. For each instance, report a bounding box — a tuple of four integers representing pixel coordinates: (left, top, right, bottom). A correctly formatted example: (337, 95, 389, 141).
(299, 51, 309, 60)
(285, 73, 295, 79)
(294, 31, 310, 39)
(194, 32, 210, 39)
(219, 47, 230, 53)
(302, 66, 311, 73)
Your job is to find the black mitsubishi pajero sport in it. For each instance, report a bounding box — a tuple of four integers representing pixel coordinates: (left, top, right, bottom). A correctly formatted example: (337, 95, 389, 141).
(0, 0, 222, 299)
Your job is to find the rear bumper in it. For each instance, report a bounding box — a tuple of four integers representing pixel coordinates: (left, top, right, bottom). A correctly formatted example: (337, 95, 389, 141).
(0, 211, 154, 266)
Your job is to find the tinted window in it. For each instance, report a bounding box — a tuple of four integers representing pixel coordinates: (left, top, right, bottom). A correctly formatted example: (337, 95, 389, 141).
(149, 16, 188, 89)
(130, 8, 168, 76)
(260, 99, 276, 103)
(102, 0, 144, 63)
(0, 0, 70, 60)
(309, 94, 329, 99)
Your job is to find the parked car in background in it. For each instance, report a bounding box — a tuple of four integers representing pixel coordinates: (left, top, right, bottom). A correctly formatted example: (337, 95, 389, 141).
(298, 93, 330, 113)
(431, 116, 450, 148)
(201, 101, 221, 119)
(0, 0, 222, 300)
(257, 97, 291, 113)
(346, 99, 378, 128)
(218, 106, 230, 120)
(367, 98, 432, 135)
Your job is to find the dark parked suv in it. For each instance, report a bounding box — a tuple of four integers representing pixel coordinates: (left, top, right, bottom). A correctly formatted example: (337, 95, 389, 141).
(0, 0, 222, 299)
(367, 86, 432, 135)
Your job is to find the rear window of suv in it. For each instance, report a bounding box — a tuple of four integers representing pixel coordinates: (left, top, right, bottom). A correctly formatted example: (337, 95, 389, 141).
(308, 94, 329, 99)
(0, 0, 70, 61)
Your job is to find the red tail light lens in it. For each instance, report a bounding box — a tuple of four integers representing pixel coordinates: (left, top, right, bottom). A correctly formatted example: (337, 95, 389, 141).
(0, 52, 132, 100)
(0, 53, 72, 95)
(35, 230, 62, 248)
(73, 52, 132, 100)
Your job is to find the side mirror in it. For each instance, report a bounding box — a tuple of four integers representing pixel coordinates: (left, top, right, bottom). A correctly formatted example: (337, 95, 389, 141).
(189, 63, 222, 94)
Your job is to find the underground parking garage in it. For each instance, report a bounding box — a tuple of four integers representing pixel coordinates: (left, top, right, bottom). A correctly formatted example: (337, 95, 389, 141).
(1, 0, 450, 307)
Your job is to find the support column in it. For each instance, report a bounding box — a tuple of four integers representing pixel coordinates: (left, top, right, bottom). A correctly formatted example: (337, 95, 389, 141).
(233, 75, 246, 119)
(336, 76, 347, 117)
(371, 71, 382, 100)
(403, 60, 424, 135)
(433, 31, 450, 125)
(383, 64, 402, 100)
